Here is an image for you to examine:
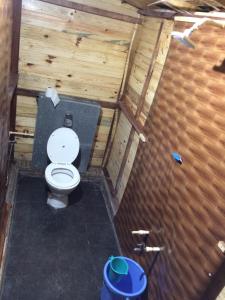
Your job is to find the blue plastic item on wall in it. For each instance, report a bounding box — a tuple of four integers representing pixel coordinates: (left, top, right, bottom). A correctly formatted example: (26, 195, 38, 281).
(172, 152, 182, 164)
(101, 256, 147, 300)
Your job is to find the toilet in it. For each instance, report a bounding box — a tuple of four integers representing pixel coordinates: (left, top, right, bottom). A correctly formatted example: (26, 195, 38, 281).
(45, 127, 80, 209)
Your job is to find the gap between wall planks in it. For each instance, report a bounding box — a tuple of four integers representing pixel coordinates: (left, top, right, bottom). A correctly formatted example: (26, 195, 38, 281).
(114, 20, 164, 192)
(39, 0, 142, 24)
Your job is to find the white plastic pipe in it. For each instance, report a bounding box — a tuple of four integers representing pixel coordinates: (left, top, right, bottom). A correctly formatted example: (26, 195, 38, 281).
(171, 18, 225, 48)
(131, 230, 150, 235)
(145, 246, 164, 252)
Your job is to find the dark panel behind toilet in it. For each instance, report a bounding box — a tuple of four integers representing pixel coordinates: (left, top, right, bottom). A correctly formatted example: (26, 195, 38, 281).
(32, 94, 100, 172)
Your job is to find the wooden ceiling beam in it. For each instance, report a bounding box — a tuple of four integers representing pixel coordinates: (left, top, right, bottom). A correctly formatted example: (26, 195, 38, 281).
(121, 0, 148, 9)
(140, 8, 225, 20)
(138, 8, 178, 18)
(38, 0, 142, 24)
(17, 88, 118, 109)
(125, 0, 225, 13)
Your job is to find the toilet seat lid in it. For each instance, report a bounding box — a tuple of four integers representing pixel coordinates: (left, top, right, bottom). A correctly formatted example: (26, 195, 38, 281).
(47, 127, 80, 163)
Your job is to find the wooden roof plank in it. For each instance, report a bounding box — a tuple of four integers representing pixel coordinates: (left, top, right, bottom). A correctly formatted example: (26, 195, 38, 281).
(125, 0, 225, 12)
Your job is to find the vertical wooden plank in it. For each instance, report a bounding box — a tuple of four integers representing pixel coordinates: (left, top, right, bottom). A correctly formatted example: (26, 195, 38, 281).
(10, 0, 22, 75)
(0, 0, 13, 205)
(102, 109, 117, 166)
(10, 0, 22, 148)
(0, 203, 11, 266)
(0, 0, 14, 268)
(114, 20, 164, 193)
(116, 130, 139, 203)
(119, 22, 142, 100)
(135, 20, 163, 118)
(105, 17, 174, 211)
(115, 128, 135, 192)
(106, 112, 132, 187)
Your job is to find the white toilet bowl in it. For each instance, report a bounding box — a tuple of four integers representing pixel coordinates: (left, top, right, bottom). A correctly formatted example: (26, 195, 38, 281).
(44, 127, 80, 209)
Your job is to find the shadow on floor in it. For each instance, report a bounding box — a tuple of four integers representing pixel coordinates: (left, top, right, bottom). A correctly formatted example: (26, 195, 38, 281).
(0, 176, 119, 300)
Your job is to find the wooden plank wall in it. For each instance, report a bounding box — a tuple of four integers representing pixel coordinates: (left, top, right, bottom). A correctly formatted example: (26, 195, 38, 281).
(0, 0, 15, 266)
(19, 0, 135, 101)
(0, 0, 13, 203)
(15, 95, 115, 167)
(217, 288, 225, 300)
(125, 18, 174, 124)
(106, 17, 174, 213)
(15, 0, 137, 167)
(68, 0, 139, 17)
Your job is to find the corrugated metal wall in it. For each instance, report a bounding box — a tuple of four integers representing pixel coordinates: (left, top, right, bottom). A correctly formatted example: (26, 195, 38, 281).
(115, 21, 225, 300)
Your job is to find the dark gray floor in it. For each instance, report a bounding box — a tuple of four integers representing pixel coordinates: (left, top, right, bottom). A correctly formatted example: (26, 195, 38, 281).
(1, 176, 119, 300)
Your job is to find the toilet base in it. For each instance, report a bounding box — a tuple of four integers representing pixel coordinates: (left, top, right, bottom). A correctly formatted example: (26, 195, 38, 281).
(47, 192, 68, 209)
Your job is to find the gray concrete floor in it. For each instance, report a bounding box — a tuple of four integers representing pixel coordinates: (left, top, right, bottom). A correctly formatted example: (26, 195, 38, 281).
(0, 176, 119, 300)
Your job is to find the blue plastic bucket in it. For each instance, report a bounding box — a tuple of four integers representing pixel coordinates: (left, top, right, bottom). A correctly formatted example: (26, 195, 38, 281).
(108, 256, 129, 282)
(101, 256, 147, 300)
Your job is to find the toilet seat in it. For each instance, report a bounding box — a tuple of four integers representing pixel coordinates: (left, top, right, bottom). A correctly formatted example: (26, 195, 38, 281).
(45, 163, 80, 190)
(47, 127, 80, 164)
